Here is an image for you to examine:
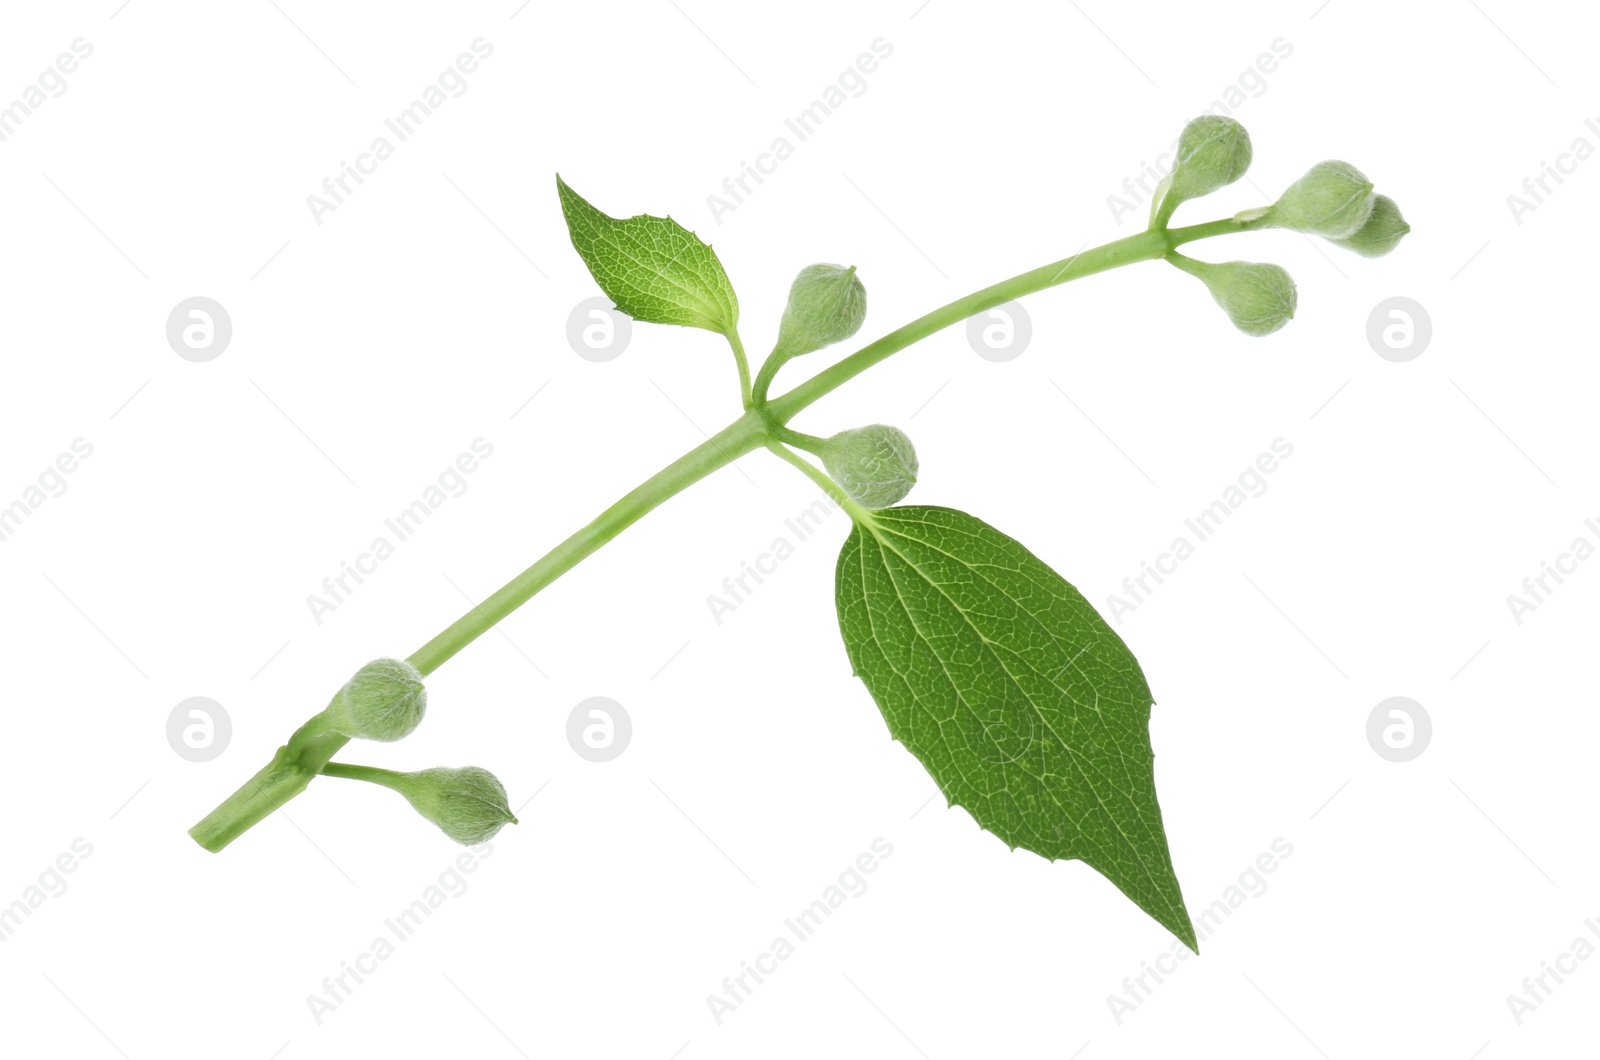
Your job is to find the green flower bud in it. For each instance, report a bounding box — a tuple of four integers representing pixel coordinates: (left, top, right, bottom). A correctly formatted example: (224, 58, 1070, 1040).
(1167, 116, 1253, 206)
(821, 425, 918, 509)
(1329, 194, 1410, 257)
(772, 264, 867, 359)
(327, 658, 426, 742)
(395, 766, 517, 845)
(1265, 160, 1376, 239)
(1172, 256, 1297, 337)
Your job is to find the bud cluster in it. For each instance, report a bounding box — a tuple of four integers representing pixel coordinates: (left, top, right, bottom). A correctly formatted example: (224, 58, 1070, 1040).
(1154, 116, 1408, 336)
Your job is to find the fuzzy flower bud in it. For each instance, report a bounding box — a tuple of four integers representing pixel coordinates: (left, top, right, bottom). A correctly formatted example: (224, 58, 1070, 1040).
(395, 766, 518, 845)
(1167, 116, 1253, 206)
(1265, 160, 1376, 239)
(327, 658, 426, 742)
(772, 264, 867, 359)
(821, 425, 919, 509)
(1329, 194, 1410, 257)
(1171, 256, 1297, 337)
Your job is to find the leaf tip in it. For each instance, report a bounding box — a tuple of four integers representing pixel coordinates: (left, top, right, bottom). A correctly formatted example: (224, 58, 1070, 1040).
(1174, 913, 1199, 955)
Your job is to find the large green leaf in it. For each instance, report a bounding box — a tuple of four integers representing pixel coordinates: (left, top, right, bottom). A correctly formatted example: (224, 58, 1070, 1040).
(555, 175, 739, 335)
(836, 505, 1195, 949)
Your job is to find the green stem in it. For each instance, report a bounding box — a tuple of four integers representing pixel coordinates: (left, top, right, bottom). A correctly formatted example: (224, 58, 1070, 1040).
(1150, 175, 1178, 231)
(409, 216, 1255, 674)
(1164, 250, 1209, 279)
(192, 212, 1259, 853)
(188, 750, 315, 853)
(1169, 215, 1265, 246)
(727, 331, 753, 409)
(765, 215, 1260, 424)
(408, 407, 768, 675)
(766, 229, 1163, 421)
(189, 712, 350, 852)
(752, 348, 788, 407)
(771, 424, 827, 452)
(190, 410, 768, 851)
(765, 440, 862, 516)
(320, 762, 408, 790)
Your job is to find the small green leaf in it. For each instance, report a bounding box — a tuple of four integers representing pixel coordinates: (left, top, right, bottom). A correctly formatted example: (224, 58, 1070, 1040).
(556, 175, 739, 335)
(835, 506, 1195, 949)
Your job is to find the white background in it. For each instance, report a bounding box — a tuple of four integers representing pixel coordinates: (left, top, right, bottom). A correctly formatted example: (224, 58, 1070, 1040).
(0, 0, 1594, 1056)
